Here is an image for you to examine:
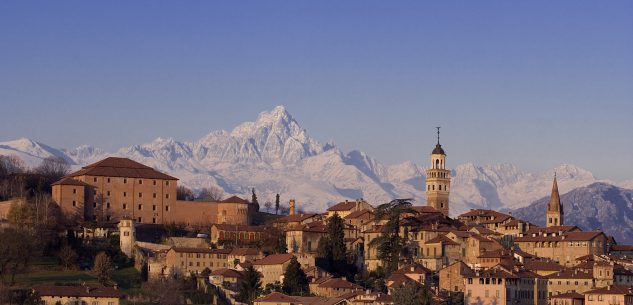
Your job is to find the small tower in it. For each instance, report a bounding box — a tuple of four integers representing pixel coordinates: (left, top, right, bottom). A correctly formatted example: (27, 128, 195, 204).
(546, 174, 564, 227)
(426, 127, 451, 216)
(118, 218, 136, 258)
(289, 199, 296, 216)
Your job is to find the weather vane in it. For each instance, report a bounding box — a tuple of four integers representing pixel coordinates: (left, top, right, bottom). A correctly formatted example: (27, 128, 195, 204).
(436, 126, 441, 144)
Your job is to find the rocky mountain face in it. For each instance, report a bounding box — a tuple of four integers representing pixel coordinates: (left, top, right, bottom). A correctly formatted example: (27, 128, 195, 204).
(1, 106, 629, 216)
(512, 183, 633, 244)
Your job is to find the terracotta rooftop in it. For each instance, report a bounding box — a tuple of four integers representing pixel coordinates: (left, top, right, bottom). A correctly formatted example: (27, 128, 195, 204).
(316, 278, 363, 289)
(546, 269, 593, 279)
(229, 248, 261, 256)
(220, 196, 249, 204)
(213, 224, 265, 232)
(33, 284, 121, 298)
(253, 253, 294, 265)
(392, 263, 433, 275)
(611, 244, 633, 251)
(51, 177, 90, 186)
(170, 247, 232, 254)
(549, 292, 584, 299)
(210, 268, 243, 278)
(327, 201, 358, 212)
(275, 213, 319, 223)
(254, 292, 347, 305)
(585, 285, 633, 295)
(68, 157, 177, 180)
(426, 234, 460, 246)
(344, 209, 373, 219)
(523, 260, 564, 271)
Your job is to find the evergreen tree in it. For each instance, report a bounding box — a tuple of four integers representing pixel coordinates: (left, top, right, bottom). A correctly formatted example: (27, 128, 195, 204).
(282, 257, 309, 296)
(327, 213, 346, 262)
(236, 265, 262, 305)
(392, 282, 432, 305)
(275, 194, 280, 215)
(368, 199, 415, 273)
(251, 188, 258, 205)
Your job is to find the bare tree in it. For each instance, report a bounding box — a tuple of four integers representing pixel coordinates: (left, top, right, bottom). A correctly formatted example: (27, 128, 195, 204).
(33, 156, 70, 180)
(92, 252, 114, 284)
(0, 155, 25, 178)
(57, 244, 78, 270)
(196, 186, 223, 201)
(176, 186, 194, 201)
(264, 201, 272, 213)
(142, 279, 185, 305)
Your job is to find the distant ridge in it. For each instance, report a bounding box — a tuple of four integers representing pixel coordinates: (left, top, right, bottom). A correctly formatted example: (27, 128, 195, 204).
(1, 106, 630, 215)
(512, 182, 633, 244)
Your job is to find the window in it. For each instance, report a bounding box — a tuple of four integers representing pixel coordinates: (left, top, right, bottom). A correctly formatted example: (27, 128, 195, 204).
(166, 194, 170, 199)
(166, 181, 170, 186)
(123, 203, 127, 210)
(123, 192, 127, 197)
(124, 178, 127, 183)
(137, 217, 142, 222)
(139, 192, 142, 198)
(107, 178, 110, 183)
(72, 201, 76, 207)
(93, 202, 97, 208)
(138, 204, 142, 210)
(139, 179, 143, 184)
(73, 188, 77, 194)
(106, 202, 110, 209)
(152, 217, 156, 224)
(93, 177, 97, 182)
(165, 205, 170, 211)
(153, 180, 156, 185)
(106, 215, 111, 221)
(153, 193, 157, 198)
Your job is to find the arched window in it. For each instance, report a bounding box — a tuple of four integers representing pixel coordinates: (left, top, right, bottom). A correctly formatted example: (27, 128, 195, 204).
(435, 159, 440, 169)
(432, 185, 435, 190)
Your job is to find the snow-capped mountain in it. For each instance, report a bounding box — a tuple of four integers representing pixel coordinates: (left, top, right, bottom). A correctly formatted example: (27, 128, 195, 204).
(1, 106, 627, 215)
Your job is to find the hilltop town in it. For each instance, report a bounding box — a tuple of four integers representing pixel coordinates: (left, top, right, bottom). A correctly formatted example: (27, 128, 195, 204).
(1, 135, 632, 305)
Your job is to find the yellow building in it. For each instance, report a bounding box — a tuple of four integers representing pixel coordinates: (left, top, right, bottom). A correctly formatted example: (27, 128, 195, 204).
(585, 285, 633, 305)
(165, 247, 231, 277)
(34, 284, 121, 305)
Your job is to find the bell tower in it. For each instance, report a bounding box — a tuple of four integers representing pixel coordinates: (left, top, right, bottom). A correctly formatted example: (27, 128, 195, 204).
(546, 173, 564, 227)
(426, 127, 451, 216)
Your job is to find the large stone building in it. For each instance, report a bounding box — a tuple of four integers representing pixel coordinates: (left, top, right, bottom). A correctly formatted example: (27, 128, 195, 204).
(51, 157, 252, 226)
(426, 128, 451, 217)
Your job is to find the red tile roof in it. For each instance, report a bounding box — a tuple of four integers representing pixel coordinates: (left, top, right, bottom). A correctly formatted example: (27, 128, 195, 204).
(585, 285, 633, 295)
(210, 268, 243, 278)
(253, 253, 294, 265)
(220, 196, 249, 204)
(33, 284, 121, 298)
(68, 157, 177, 180)
(51, 177, 90, 186)
(327, 201, 357, 212)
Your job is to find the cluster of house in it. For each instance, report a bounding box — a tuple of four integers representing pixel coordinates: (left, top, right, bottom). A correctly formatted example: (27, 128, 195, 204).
(19, 136, 633, 305)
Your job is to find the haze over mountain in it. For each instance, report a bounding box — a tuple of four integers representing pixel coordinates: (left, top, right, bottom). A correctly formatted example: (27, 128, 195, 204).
(1, 106, 630, 215)
(512, 183, 633, 244)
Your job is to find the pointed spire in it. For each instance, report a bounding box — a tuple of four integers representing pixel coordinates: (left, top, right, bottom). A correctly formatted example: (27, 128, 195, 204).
(432, 127, 446, 155)
(436, 126, 441, 145)
(548, 174, 561, 212)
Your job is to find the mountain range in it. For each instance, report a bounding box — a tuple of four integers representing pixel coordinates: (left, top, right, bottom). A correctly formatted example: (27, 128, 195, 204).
(1, 105, 631, 216)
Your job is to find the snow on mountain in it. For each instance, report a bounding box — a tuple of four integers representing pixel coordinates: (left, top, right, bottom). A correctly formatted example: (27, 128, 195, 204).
(0, 106, 627, 215)
(0, 138, 77, 167)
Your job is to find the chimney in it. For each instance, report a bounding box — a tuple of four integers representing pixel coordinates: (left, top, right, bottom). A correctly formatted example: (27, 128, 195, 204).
(289, 199, 296, 216)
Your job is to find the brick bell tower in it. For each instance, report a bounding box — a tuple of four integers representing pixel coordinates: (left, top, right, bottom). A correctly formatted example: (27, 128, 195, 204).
(426, 127, 451, 216)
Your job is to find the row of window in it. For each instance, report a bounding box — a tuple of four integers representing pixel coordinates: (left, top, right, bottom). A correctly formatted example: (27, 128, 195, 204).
(91, 177, 169, 186)
(427, 184, 449, 191)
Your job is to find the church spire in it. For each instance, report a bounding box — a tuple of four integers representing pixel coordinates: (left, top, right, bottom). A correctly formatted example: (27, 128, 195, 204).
(546, 173, 564, 227)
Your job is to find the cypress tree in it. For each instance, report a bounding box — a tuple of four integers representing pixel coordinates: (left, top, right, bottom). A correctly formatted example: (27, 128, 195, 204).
(282, 256, 309, 296)
(275, 193, 280, 215)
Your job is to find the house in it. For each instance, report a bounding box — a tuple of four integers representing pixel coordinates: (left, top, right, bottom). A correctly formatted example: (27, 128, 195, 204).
(209, 268, 243, 290)
(309, 277, 363, 297)
(254, 292, 348, 305)
(515, 230, 608, 267)
(165, 247, 231, 277)
(386, 263, 433, 292)
(439, 261, 474, 293)
(550, 292, 585, 305)
(227, 247, 263, 266)
(252, 253, 295, 285)
(34, 284, 121, 305)
(584, 285, 633, 305)
(464, 266, 547, 305)
(210, 224, 265, 245)
(326, 199, 373, 219)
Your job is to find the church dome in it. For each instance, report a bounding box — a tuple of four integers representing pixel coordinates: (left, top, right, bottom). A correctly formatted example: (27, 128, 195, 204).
(432, 144, 445, 155)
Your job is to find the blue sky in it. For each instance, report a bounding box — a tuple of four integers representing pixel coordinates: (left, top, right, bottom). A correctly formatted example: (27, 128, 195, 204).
(1, 1, 632, 180)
